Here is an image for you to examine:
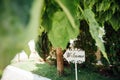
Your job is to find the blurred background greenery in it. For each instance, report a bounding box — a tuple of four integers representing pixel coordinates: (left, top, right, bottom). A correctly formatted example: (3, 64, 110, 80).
(0, 0, 44, 75)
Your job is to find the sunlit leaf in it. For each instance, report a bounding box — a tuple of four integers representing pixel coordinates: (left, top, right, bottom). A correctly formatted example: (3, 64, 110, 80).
(55, 0, 79, 29)
(48, 11, 79, 49)
(83, 9, 110, 63)
(42, 0, 80, 49)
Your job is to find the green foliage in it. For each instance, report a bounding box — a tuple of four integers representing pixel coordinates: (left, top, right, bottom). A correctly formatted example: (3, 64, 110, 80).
(75, 20, 97, 63)
(55, 0, 79, 29)
(0, 0, 120, 75)
(81, 8, 110, 63)
(78, 0, 120, 63)
(96, 0, 111, 12)
(36, 31, 51, 60)
(79, 0, 120, 30)
(41, 0, 79, 49)
(48, 11, 79, 49)
(109, 12, 120, 31)
(38, 0, 120, 63)
(0, 0, 44, 73)
(103, 23, 120, 76)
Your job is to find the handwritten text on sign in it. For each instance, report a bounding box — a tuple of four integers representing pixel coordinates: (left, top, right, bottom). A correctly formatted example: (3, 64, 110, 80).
(63, 49, 85, 63)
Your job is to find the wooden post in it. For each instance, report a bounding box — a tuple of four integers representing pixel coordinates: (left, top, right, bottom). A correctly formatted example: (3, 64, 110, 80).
(95, 48, 101, 61)
(95, 48, 103, 65)
(56, 48, 64, 76)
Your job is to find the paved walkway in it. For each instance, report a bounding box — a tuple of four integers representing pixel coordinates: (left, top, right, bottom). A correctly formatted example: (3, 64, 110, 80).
(1, 65, 51, 80)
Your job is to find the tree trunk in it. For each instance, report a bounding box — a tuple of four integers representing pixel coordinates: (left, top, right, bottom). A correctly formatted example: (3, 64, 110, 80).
(95, 48, 103, 65)
(56, 48, 64, 76)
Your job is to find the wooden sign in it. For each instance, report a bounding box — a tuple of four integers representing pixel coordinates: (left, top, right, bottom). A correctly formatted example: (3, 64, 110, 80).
(63, 49, 85, 63)
(63, 49, 85, 80)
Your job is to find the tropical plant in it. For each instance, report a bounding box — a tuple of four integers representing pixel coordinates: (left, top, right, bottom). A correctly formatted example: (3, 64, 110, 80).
(39, 0, 120, 64)
(0, 0, 120, 77)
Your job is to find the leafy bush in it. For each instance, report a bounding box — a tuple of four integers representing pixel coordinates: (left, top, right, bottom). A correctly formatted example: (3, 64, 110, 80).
(36, 31, 52, 61)
(103, 23, 120, 77)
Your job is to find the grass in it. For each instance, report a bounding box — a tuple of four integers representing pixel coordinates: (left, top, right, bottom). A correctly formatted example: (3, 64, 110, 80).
(33, 63, 119, 80)
(11, 61, 119, 80)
